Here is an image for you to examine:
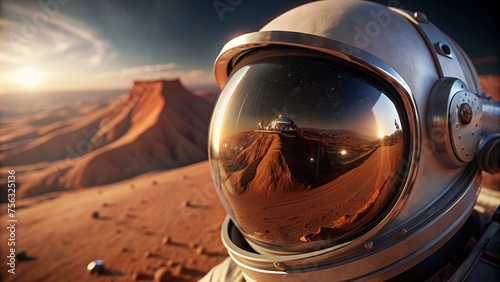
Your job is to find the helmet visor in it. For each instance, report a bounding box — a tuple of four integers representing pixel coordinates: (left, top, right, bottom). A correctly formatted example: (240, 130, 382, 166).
(209, 50, 410, 253)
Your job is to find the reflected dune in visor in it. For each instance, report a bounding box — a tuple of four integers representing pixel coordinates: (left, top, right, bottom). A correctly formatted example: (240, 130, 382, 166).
(209, 53, 409, 251)
(219, 129, 404, 248)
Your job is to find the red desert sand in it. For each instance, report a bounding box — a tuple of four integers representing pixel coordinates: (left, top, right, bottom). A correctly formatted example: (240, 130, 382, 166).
(0, 76, 499, 281)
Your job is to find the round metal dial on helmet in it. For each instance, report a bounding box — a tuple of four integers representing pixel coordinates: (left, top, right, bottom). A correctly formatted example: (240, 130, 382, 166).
(427, 78, 483, 168)
(450, 91, 482, 163)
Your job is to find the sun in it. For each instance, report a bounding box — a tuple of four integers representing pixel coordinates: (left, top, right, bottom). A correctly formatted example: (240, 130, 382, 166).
(10, 66, 44, 89)
(378, 130, 385, 139)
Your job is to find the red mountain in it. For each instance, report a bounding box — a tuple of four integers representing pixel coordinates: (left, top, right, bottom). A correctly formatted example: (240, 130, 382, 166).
(2, 79, 216, 198)
(223, 132, 330, 197)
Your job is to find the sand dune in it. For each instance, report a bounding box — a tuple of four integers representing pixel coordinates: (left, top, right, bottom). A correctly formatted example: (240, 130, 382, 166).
(0, 79, 216, 199)
(225, 140, 403, 248)
(1, 106, 112, 165)
(226, 132, 331, 196)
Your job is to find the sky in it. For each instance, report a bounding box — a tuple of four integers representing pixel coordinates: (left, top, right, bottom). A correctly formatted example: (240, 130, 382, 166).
(218, 55, 402, 139)
(0, 0, 498, 95)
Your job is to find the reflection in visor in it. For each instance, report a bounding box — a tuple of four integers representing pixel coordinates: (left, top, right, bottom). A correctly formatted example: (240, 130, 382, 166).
(209, 52, 408, 252)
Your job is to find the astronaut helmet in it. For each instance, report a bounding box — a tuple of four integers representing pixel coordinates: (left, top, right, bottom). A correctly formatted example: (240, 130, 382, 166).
(208, 0, 498, 280)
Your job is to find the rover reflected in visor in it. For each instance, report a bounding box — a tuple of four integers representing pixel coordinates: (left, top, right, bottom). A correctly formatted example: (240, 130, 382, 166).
(256, 115, 298, 138)
(209, 50, 411, 252)
(267, 115, 296, 130)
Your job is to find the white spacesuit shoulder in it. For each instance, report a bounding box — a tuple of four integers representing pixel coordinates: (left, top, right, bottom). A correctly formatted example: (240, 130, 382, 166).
(199, 257, 244, 282)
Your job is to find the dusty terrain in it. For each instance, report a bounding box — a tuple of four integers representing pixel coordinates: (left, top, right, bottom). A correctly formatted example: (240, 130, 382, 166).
(0, 76, 498, 281)
(0, 79, 225, 281)
(1, 79, 214, 199)
(0, 161, 227, 281)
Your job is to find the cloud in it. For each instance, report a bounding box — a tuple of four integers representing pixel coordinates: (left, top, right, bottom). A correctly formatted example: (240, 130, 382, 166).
(91, 62, 216, 90)
(0, 2, 217, 93)
(119, 63, 178, 76)
(1, 1, 118, 67)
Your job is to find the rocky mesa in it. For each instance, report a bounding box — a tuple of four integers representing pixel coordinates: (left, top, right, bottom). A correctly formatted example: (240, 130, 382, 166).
(1, 79, 216, 199)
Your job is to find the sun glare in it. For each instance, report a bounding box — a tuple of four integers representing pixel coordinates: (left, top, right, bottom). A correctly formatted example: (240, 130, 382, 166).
(378, 130, 385, 139)
(11, 66, 44, 90)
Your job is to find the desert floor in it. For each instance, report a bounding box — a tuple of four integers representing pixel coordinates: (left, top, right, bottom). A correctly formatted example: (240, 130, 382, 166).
(1, 162, 498, 282)
(0, 161, 227, 281)
(0, 76, 498, 281)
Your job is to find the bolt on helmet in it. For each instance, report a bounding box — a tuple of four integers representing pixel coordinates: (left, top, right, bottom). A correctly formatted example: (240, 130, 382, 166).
(208, 0, 500, 280)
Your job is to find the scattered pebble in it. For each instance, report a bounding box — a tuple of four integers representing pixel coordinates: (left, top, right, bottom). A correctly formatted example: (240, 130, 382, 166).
(16, 251, 30, 261)
(188, 242, 197, 249)
(154, 267, 172, 282)
(130, 184, 135, 189)
(166, 259, 175, 268)
(152, 180, 158, 185)
(172, 264, 184, 276)
(116, 220, 126, 225)
(132, 271, 151, 281)
(195, 246, 205, 255)
(181, 200, 190, 208)
(183, 175, 188, 180)
(91, 211, 100, 219)
(102, 202, 108, 208)
(144, 251, 153, 258)
(161, 236, 171, 245)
